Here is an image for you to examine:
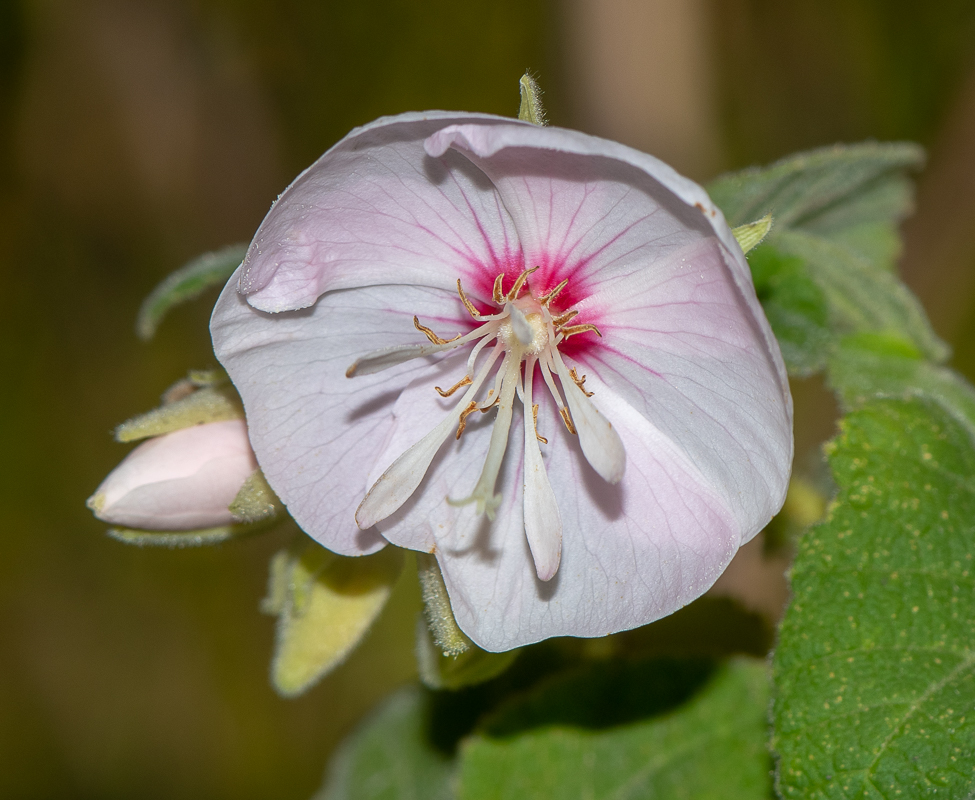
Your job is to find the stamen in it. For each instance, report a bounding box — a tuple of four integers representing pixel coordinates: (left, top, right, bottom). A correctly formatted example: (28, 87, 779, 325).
(506, 266, 539, 301)
(355, 345, 503, 530)
(551, 309, 579, 327)
(466, 328, 498, 375)
(532, 404, 547, 444)
(559, 323, 601, 339)
(569, 367, 593, 397)
(455, 401, 479, 439)
(538, 355, 572, 432)
(414, 316, 461, 345)
(549, 348, 625, 484)
(538, 279, 568, 307)
(456, 280, 481, 319)
(448, 354, 520, 517)
(492, 274, 505, 304)
(435, 375, 472, 397)
(522, 356, 561, 581)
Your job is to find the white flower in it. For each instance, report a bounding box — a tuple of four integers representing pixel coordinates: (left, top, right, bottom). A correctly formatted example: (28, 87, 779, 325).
(210, 112, 793, 651)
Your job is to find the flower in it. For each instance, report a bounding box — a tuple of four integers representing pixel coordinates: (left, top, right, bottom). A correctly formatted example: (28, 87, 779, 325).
(88, 419, 258, 530)
(210, 112, 793, 652)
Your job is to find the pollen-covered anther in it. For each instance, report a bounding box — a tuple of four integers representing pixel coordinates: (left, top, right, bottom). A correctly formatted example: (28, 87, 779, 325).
(569, 367, 594, 397)
(506, 266, 539, 301)
(456, 280, 481, 319)
(435, 375, 473, 397)
(559, 406, 577, 435)
(492, 274, 505, 304)
(532, 403, 547, 444)
(559, 323, 601, 340)
(539, 279, 568, 308)
(413, 316, 461, 345)
(456, 401, 479, 440)
(551, 310, 579, 327)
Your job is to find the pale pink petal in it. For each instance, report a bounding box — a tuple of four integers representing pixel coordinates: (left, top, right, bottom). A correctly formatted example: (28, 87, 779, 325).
(88, 419, 256, 530)
(239, 112, 525, 312)
(425, 121, 787, 395)
(211, 274, 475, 555)
(433, 387, 738, 652)
(569, 237, 793, 541)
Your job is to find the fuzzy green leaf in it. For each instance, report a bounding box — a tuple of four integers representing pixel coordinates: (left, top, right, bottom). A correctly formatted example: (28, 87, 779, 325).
(315, 687, 454, 800)
(748, 245, 832, 375)
(709, 142, 948, 370)
(772, 399, 975, 797)
(458, 659, 770, 800)
(829, 332, 975, 443)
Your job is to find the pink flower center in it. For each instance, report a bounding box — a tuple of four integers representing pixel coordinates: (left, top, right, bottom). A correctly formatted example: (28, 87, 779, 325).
(346, 268, 626, 582)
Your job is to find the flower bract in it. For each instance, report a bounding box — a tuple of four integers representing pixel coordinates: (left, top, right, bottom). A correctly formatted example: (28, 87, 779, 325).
(210, 112, 793, 652)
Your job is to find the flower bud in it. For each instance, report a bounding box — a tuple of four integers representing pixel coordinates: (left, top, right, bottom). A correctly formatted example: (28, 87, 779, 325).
(87, 419, 258, 530)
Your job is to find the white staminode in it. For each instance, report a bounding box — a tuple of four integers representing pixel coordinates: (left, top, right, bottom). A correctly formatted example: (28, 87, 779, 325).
(350, 271, 625, 581)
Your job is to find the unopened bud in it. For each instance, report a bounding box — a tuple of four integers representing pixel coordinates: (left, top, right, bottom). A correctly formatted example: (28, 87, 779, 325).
(88, 419, 257, 530)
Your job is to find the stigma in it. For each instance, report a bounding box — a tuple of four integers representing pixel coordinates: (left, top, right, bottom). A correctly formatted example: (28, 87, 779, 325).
(347, 268, 625, 582)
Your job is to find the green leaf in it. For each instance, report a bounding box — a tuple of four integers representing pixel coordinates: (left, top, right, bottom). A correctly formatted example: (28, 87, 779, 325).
(748, 245, 832, 375)
(136, 243, 247, 340)
(772, 399, 975, 798)
(829, 332, 975, 443)
(315, 686, 454, 800)
(458, 659, 771, 800)
(775, 229, 946, 362)
(708, 142, 923, 237)
(709, 142, 948, 370)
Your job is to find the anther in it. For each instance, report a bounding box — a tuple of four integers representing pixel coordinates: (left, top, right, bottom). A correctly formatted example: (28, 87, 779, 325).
(552, 310, 579, 327)
(492, 274, 505, 304)
(456, 280, 481, 319)
(559, 406, 577, 435)
(532, 403, 547, 444)
(414, 316, 461, 345)
(506, 266, 539, 301)
(435, 375, 473, 397)
(559, 323, 601, 340)
(539, 279, 568, 307)
(456, 401, 479, 439)
(569, 367, 594, 397)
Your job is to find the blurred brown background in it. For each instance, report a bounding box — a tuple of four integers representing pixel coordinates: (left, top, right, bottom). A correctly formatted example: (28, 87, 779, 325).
(3, 0, 975, 797)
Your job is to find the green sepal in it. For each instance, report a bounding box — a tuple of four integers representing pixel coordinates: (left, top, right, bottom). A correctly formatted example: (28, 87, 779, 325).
(732, 213, 773, 254)
(106, 522, 257, 548)
(517, 73, 547, 126)
(415, 617, 518, 691)
(265, 541, 405, 697)
(229, 469, 280, 523)
(114, 383, 242, 442)
(416, 552, 470, 656)
(136, 243, 247, 340)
